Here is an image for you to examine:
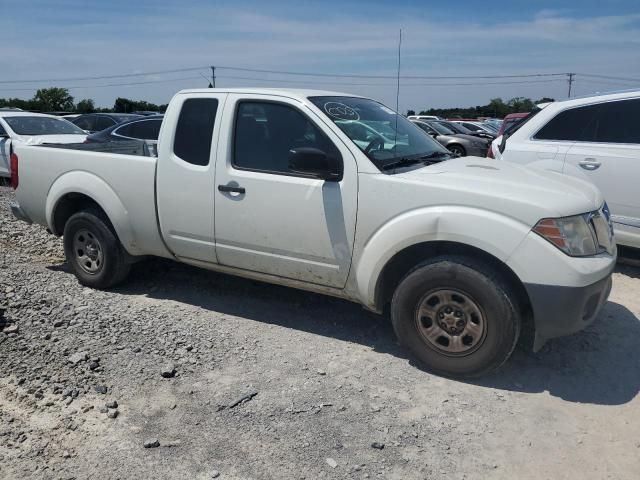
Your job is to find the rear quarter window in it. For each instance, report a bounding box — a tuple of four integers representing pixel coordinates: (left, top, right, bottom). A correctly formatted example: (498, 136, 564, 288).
(173, 98, 219, 166)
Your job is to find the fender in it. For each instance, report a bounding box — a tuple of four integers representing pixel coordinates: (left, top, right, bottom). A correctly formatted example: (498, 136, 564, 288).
(353, 205, 534, 308)
(46, 171, 137, 254)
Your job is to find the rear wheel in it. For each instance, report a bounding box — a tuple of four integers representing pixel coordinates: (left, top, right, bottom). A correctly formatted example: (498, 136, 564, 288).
(448, 144, 466, 157)
(63, 209, 130, 289)
(391, 256, 520, 378)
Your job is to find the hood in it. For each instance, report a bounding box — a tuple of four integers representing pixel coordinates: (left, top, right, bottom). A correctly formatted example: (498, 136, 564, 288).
(16, 134, 87, 145)
(395, 156, 603, 225)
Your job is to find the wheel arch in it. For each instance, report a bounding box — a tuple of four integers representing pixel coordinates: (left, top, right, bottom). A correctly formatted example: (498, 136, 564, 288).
(373, 241, 533, 322)
(46, 171, 134, 251)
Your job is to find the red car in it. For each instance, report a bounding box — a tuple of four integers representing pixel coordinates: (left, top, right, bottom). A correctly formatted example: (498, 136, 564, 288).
(497, 112, 529, 136)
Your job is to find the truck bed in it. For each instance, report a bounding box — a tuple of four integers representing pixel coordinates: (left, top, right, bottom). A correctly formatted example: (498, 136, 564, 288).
(13, 143, 169, 258)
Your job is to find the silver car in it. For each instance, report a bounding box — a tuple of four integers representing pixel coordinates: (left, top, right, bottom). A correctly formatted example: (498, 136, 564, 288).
(411, 120, 489, 157)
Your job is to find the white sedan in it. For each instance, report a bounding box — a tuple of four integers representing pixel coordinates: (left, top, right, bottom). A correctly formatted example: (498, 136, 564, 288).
(0, 112, 86, 179)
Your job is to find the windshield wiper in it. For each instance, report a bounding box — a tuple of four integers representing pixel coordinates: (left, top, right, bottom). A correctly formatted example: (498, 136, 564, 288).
(381, 151, 453, 171)
(381, 157, 424, 170)
(419, 151, 453, 160)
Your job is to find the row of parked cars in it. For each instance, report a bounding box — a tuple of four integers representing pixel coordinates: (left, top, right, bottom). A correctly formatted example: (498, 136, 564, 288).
(0, 110, 163, 178)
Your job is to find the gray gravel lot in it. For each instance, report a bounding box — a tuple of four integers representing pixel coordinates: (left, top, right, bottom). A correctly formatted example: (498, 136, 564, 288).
(0, 185, 639, 480)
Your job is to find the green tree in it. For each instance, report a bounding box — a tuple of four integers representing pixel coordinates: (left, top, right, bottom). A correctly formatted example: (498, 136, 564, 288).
(76, 99, 95, 113)
(113, 97, 166, 113)
(32, 87, 75, 112)
(406, 109, 416, 116)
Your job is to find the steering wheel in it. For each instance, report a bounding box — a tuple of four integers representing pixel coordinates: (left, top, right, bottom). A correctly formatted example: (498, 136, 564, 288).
(364, 135, 385, 154)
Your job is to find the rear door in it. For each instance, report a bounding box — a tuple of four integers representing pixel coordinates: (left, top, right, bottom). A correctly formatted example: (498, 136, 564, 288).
(213, 94, 358, 287)
(563, 98, 640, 241)
(156, 93, 227, 262)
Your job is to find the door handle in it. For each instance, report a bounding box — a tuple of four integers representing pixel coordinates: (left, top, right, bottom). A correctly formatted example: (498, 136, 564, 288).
(578, 159, 601, 171)
(218, 184, 246, 194)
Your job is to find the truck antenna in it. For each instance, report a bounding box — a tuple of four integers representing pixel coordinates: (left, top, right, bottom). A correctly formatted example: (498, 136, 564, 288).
(394, 28, 402, 148)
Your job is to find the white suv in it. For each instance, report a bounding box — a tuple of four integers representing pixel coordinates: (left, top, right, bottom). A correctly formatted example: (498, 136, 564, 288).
(491, 90, 640, 249)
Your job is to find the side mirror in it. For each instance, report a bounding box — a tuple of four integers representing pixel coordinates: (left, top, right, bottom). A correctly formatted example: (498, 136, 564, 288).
(289, 147, 342, 181)
(428, 131, 439, 137)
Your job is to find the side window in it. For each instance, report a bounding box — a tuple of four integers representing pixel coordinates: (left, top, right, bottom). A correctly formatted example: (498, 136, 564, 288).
(95, 116, 115, 131)
(534, 105, 598, 141)
(116, 119, 162, 140)
(592, 99, 640, 144)
(113, 122, 134, 138)
(73, 115, 96, 131)
(233, 101, 341, 174)
(173, 98, 218, 166)
(415, 123, 433, 134)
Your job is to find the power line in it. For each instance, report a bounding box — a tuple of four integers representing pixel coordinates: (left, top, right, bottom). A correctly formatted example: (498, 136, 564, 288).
(578, 73, 640, 83)
(0, 75, 566, 94)
(0, 67, 210, 84)
(0, 65, 571, 84)
(216, 75, 564, 87)
(216, 66, 569, 80)
(0, 76, 205, 92)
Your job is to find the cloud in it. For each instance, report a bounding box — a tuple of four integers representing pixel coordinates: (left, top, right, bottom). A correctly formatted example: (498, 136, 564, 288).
(0, 3, 638, 109)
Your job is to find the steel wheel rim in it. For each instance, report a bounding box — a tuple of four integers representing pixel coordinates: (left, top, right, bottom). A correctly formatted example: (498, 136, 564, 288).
(415, 288, 486, 356)
(73, 228, 104, 275)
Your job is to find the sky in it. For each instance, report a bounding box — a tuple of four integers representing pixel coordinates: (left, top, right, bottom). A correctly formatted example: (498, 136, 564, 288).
(0, 0, 639, 111)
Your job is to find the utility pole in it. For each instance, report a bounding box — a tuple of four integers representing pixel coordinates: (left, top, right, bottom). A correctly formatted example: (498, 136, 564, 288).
(210, 66, 216, 88)
(567, 73, 575, 98)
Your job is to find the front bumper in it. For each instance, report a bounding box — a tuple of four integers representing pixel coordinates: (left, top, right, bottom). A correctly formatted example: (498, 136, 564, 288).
(525, 270, 613, 351)
(10, 201, 33, 224)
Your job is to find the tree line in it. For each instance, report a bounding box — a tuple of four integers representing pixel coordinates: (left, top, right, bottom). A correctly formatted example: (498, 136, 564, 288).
(0, 87, 167, 114)
(407, 96, 555, 118)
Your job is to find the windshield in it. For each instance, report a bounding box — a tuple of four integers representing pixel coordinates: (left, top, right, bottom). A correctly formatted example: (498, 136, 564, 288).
(309, 96, 448, 170)
(480, 123, 499, 133)
(503, 109, 541, 136)
(4, 116, 86, 135)
(429, 122, 456, 135)
(439, 121, 468, 134)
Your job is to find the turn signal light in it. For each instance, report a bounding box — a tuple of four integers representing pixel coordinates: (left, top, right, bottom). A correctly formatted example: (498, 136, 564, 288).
(10, 152, 18, 190)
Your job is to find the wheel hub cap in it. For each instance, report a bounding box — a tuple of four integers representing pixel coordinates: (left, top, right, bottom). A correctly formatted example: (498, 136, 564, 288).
(73, 229, 103, 274)
(416, 289, 486, 355)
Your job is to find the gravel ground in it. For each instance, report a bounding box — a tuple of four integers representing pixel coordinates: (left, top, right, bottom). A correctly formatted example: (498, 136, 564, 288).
(1, 185, 639, 480)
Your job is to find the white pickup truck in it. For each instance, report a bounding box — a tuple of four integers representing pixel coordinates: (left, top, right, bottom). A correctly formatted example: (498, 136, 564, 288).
(9, 88, 616, 377)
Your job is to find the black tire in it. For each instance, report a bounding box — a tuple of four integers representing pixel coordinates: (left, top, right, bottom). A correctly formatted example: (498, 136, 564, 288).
(447, 144, 466, 157)
(391, 255, 520, 378)
(63, 208, 131, 289)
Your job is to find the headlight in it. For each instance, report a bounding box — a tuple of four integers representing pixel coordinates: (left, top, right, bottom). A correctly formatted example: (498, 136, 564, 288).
(533, 211, 612, 257)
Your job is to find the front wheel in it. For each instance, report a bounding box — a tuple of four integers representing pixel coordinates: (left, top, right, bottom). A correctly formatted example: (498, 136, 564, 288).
(447, 144, 466, 157)
(391, 256, 520, 378)
(63, 209, 131, 289)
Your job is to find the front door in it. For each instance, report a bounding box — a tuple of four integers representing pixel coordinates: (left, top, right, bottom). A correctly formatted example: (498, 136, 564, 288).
(214, 95, 358, 288)
(156, 93, 227, 262)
